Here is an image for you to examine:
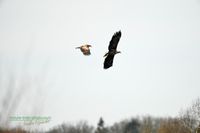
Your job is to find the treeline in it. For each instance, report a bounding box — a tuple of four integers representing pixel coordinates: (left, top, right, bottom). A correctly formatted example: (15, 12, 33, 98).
(46, 117, 198, 133)
(0, 98, 200, 133)
(47, 98, 200, 133)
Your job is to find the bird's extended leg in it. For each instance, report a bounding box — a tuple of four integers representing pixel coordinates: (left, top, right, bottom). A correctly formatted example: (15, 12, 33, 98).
(103, 52, 109, 57)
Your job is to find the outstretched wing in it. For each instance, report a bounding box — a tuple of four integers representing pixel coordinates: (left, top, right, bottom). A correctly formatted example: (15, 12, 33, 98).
(104, 54, 115, 69)
(108, 31, 121, 51)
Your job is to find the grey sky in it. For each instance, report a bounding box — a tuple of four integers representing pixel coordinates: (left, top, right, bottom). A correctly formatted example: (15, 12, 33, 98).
(0, 0, 200, 129)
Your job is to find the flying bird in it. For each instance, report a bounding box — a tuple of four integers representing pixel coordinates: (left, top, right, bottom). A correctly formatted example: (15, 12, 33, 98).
(103, 31, 122, 69)
(76, 44, 92, 56)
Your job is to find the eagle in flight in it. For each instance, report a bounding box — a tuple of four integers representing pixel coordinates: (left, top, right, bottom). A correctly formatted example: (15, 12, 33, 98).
(76, 44, 92, 56)
(103, 31, 122, 69)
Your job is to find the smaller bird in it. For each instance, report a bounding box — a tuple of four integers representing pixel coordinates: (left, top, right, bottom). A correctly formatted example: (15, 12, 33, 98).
(76, 44, 92, 56)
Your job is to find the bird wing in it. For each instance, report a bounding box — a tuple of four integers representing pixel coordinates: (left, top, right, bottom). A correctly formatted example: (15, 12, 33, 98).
(104, 54, 115, 69)
(108, 31, 122, 51)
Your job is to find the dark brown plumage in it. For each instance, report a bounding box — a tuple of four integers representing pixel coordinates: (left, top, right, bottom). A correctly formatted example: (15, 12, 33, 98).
(104, 31, 122, 69)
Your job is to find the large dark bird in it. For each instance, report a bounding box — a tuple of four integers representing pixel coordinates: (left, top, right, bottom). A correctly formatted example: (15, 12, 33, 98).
(76, 44, 92, 56)
(104, 31, 122, 69)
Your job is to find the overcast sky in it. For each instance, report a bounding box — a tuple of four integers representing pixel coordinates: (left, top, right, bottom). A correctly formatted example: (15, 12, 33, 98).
(0, 0, 200, 129)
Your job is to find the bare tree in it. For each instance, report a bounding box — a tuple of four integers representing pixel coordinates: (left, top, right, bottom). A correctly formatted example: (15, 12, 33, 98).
(140, 116, 153, 133)
(179, 98, 200, 133)
(158, 117, 190, 133)
(47, 121, 94, 133)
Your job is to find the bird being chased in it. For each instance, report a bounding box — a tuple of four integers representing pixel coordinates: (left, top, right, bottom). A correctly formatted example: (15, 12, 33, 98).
(103, 31, 122, 69)
(76, 44, 92, 56)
